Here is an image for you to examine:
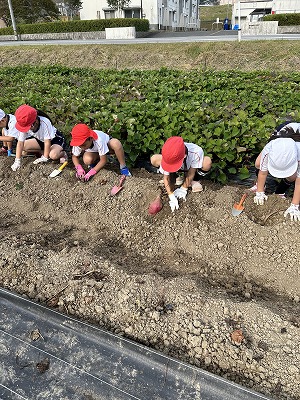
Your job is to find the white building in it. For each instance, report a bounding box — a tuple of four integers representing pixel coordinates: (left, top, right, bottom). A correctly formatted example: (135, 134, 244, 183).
(232, 0, 300, 25)
(80, 0, 200, 30)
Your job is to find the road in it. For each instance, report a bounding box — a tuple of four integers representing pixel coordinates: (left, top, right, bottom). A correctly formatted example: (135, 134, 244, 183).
(0, 31, 300, 46)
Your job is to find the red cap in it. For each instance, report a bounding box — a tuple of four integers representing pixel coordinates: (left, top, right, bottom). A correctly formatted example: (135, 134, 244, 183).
(161, 137, 185, 172)
(70, 124, 98, 146)
(15, 105, 37, 132)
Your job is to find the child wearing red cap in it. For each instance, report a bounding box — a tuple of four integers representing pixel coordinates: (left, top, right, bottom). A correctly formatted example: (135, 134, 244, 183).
(70, 123, 131, 181)
(11, 104, 68, 171)
(151, 136, 212, 212)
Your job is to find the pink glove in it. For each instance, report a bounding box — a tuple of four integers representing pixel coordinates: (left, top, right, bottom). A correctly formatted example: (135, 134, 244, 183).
(75, 164, 85, 180)
(84, 168, 97, 181)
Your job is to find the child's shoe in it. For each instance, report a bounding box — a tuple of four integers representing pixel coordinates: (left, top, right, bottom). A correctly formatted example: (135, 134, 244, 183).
(0, 147, 7, 155)
(120, 166, 132, 176)
(191, 181, 203, 193)
(277, 193, 286, 199)
(60, 151, 68, 164)
(175, 174, 184, 185)
(249, 182, 266, 192)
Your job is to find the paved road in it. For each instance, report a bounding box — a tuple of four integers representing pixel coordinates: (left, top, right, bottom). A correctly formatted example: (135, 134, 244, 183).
(0, 31, 299, 46)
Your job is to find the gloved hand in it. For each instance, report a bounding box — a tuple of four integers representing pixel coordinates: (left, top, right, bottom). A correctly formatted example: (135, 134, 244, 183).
(75, 164, 85, 180)
(284, 203, 300, 221)
(168, 193, 179, 213)
(174, 186, 188, 201)
(84, 168, 97, 182)
(11, 158, 21, 171)
(33, 155, 48, 164)
(254, 192, 268, 205)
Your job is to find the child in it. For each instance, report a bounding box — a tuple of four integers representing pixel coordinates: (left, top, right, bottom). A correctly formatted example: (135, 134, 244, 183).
(11, 104, 68, 171)
(253, 137, 300, 221)
(250, 122, 300, 196)
(70, 123, 131, 181)
(150, 136, 212, 212)
(0, 108, 17, 156)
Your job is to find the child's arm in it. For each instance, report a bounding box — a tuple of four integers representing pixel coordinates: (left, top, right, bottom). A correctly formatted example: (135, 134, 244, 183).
(93, 154, 107, 172)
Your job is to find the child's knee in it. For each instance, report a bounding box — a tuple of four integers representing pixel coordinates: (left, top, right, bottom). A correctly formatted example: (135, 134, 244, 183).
(150, 154, 161, 167)
(203, 156, 212, 171)
(109, 138, 122, 153)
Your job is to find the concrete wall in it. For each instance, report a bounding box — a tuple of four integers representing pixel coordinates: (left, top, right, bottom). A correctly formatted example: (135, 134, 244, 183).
(105, 27, 136, 39)
(241, 20, 278, 35)
(0, 30, 154, 42)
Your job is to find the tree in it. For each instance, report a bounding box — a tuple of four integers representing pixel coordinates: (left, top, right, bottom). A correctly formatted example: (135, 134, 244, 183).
(199, 0, 220, 4)
(54, 0, 82, 19)
(0, 0, 60, 24)
(106, 0, 131, 10)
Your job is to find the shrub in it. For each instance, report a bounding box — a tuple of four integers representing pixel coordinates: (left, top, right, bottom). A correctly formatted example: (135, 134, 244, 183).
(263, 13, 300, 26)
(0, 18, 149, 36)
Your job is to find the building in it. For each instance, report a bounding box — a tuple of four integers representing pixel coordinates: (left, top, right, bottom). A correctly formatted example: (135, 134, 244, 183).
(232, 0, 300, 25)
(80, 0, 200, 30)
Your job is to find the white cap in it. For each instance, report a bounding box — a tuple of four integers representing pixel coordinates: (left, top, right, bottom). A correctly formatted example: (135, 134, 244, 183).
(268, 138, 298, 178)
(0, 109, 5, 120)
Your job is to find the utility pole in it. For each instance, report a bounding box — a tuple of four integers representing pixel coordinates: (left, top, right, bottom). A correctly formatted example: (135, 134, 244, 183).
(238, 1, 241, 42)
(7, 0, 18, 41)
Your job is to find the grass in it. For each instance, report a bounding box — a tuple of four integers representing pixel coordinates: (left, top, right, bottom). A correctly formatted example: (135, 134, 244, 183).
(0, 41, 300, 72)
(199, 4, 232, 21)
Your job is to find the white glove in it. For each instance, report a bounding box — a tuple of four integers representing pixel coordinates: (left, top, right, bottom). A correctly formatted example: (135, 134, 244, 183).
(33, 155, 48, 164)
(284, 203, 300, 222)
(168, 194, 179, 213)
(254, 192, 268, 205)
(11, 158, 21, 171)
(173, 186, 188, 201)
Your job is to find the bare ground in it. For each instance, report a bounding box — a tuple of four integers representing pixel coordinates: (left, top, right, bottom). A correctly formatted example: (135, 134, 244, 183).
(0, 40, 300, 399)
(0, 155, 299, 400)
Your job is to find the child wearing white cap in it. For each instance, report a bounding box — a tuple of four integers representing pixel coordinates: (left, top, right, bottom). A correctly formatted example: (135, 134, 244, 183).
(0, 108, 18, 156)
(253, 137, 300, 221)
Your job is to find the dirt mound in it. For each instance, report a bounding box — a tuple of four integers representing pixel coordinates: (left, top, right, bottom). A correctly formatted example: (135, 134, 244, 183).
(0, 155, 299, 400)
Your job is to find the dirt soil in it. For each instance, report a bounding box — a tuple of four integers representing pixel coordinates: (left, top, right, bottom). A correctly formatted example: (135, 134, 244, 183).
(0, 154, 299, 400)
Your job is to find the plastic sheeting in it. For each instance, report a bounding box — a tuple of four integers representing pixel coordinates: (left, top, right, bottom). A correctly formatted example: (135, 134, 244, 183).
(0, 288, 273, 400)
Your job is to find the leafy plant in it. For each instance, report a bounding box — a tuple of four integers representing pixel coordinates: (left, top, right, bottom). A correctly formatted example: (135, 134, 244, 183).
(0, 66, 299, 183)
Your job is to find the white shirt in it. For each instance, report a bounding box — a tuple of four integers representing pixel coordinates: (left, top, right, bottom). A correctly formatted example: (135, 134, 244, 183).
(25, 116, 56, 142)
(2, 114, 21, 138)
(159, 142, 204, 175)
(260, 140, 300, 178)
(72, 130, 110, 156)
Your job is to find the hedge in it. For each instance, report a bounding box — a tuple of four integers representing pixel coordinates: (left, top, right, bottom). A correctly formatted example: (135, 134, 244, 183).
(263, 13, 300, 26)
(0, 18, 149, 36)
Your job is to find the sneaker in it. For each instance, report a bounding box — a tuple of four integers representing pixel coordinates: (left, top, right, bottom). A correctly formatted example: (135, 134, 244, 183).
(191, 181, 203, 193)
(120, 166, 132, 177)
(0, 147, 7, 155)
(59, 151, 68, 164)
(249, 183, 257, 192)
(176, 175, 184, 185)
(249, 183, 266, 192)
(277, 193, 286, 199)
